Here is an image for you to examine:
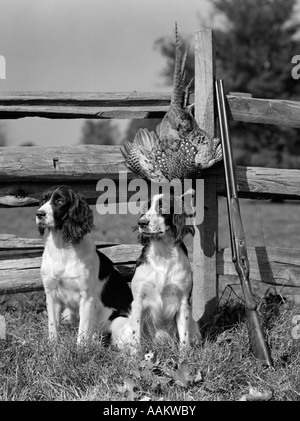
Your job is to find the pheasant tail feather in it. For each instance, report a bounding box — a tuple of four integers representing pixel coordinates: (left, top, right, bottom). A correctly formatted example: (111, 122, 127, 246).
(171, 22, 186, 107)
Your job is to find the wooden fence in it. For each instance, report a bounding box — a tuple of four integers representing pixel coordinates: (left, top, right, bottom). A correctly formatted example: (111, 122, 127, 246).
(1, 29, 300, 326)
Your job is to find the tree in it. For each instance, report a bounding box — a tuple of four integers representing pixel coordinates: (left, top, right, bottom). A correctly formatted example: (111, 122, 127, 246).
(155, 0, 300, 168)
(80, 120, 121, 145)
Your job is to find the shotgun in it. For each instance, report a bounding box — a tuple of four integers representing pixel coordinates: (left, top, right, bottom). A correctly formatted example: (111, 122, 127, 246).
(215, 79, 273, 367)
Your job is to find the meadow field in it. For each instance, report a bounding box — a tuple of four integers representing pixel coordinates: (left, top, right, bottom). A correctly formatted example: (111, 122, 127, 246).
(0, 197, 300, 400)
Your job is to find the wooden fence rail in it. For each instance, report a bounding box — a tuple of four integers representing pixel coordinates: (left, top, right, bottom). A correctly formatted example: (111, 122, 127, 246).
(1, 28, 300, 323)
(1, 145, 300, 208)
(2, 238, 300, 298)
(1, 91, 300, 129)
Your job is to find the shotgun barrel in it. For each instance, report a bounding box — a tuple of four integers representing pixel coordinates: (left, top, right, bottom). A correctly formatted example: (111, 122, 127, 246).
(215, 79, 272, 367)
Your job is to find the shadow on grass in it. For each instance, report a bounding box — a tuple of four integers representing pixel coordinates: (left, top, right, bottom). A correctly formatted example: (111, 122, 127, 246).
(202, 285, 287, 344)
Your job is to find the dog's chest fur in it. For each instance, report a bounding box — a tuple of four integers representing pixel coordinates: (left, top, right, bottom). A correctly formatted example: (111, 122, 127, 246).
(132, 240, 192, 319)
(41, 232, 100, 308)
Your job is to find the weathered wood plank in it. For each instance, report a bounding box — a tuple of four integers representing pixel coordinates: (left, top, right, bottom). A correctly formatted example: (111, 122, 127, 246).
(1, 143, 300, 206)
(3, 244, 300, 295)
(216, 166, 300, 200)
(0, 91, 171, 103)
(2, 145, 300, 192)
(0, 265, 135, 295)
(1, 91, 300, 128)
(0, 268, 44, 294)
(227, 94, 300, 128)
(1, 167, 300, 208)
(0, 243, 142, 266)
(0, 180, 148, 208)
(0, 106, 167, 120)
(193, 30, 218, 326)
(0, 91, 171, 119)
(0, 234, 119, 250)
(0, 243, 141, 294)
(217, 246, 300, 287)
(0, 145, 129, 181)
(0, 234, 45, 249)
(3, 239, 299, 286)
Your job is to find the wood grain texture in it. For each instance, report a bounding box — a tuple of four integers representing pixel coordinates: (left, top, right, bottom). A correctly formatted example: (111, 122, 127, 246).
(0, 145, 128, 181)
(193, 30, 218, 325)
(227, 94, 300, 128)
(1, 144, 300, 208)
(0, 244, 142, 269)
(0, 234, 119, 250)
(1, 90, 300, 127)
(217, 246, 300, 287)
(2, 143, 300, 190)
(2, 242, 300, 294)
(0, 180, 147, 208)
(0, 265, 135, 295)
(0, 91, 170, 119)
(217, 166, 300, 199)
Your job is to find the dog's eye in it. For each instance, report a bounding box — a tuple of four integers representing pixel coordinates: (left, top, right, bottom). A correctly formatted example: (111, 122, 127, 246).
(56, 198, 64, 204)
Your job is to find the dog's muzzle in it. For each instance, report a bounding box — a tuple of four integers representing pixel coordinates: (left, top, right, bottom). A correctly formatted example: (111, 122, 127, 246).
(36, 209, 47, 225)
(138, 217, 149, 229)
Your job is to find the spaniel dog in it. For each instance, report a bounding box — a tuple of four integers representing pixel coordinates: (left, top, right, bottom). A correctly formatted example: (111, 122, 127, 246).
(110, 192, 200, 352)
(36, 185, 132, 345)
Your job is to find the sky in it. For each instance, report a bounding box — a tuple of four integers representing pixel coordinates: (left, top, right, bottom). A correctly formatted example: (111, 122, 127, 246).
(0, 0, 211, 147)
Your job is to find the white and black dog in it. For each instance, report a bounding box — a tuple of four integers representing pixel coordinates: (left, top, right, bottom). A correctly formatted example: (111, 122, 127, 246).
(110, 192, 200, 351)
(36, 185, 132, 345)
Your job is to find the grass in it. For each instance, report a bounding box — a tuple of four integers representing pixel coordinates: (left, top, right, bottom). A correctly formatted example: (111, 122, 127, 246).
(1, 198, 300, 400)
(0, 294, 300, 401)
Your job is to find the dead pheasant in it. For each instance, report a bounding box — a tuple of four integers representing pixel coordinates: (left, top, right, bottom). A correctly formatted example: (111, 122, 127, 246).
(120, 24, 222, 183)
(119, 128, 168, 183)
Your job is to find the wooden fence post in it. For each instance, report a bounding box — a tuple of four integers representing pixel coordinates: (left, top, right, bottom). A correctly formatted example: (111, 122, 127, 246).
(192, 29, 218, 327)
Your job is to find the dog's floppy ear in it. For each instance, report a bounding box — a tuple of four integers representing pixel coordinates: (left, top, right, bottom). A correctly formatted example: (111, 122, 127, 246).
(62, 190, 94, 243)
(172, 202, 195, 243)
(172, 213, 185, 243)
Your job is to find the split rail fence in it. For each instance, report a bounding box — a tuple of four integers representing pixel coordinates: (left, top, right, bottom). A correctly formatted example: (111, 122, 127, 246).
(1, 29, 300, 325)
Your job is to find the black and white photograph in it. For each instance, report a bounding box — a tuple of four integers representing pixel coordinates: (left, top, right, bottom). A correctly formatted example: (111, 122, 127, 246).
(0, 0, 300, 403)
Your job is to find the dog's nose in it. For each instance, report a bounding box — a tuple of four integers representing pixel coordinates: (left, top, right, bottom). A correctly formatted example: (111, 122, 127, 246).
(36, 210, 46, 219)
(138, 218, 149, 228)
